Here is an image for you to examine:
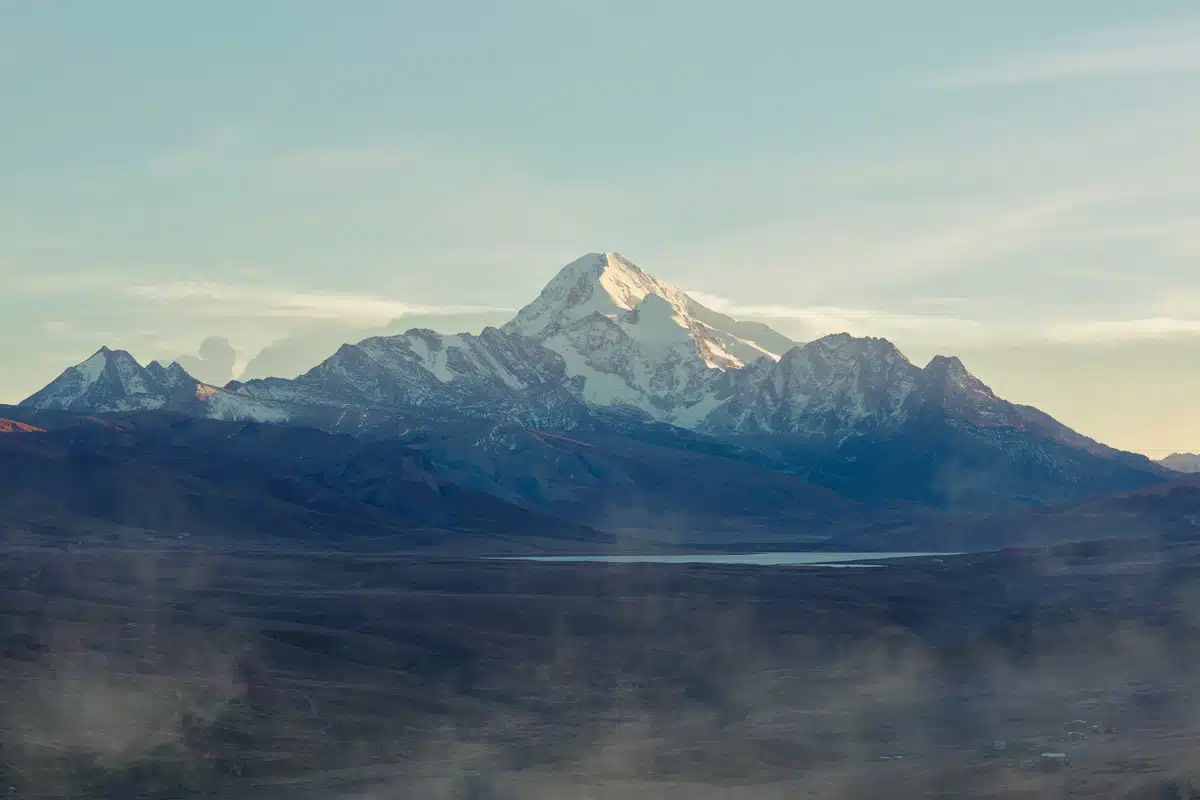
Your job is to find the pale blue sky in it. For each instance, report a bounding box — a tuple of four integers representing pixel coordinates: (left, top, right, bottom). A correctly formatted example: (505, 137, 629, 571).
(3, 1, 1199, 452)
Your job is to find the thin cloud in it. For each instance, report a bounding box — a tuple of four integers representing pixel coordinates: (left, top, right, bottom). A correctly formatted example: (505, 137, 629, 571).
(928, 16, 1200, 89)
(1043, 317, 1200, 344)
(683, 290, 735, 312)
(683, 292, 987, 342)
(270, 145, 430, 177)
(129, 281, 514, 324)
(669, 188, 1118, 298)
(686, 289, 1200, 348)
(728, 305, 982, 330)
(7, 269, 139, 295)
(142, 125, 245, 177)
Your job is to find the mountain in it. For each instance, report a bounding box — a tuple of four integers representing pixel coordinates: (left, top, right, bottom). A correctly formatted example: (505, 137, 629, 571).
(238, 311, 514, 381)
(502, 252, 795, 425)
(1161, 453, 1200, 473)
(23, 346, 206, 413)
(21, 346, 286, 422)
(346, 416, 871, 542)
(703, 334, 921, 438)
(226, 252, 799, 429)
(0, 408, 615, 554)
(22, 253, 1169, 513)
(229, 326, 592, 430)
(702, 339, 1165, 507)
(703, 336, 1154, 461)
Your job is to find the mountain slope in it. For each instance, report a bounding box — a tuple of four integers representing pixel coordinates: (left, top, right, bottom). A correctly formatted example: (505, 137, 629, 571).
(705, 337, 1166, 508)
(0, 408, 615, 554)
(505, 252, 794, 363)
(501, 252, 795, 424)
(237, 311, 514, 381)
(703, 334, 921, 438)
(360, 417, 872, 542)
(230, 326, 593, 429)
(1161, 453, 1200, 473)
(23, 347, 198, 413)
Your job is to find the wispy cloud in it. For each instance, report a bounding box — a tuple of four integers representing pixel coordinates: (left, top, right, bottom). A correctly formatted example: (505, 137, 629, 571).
(128, 281, 515, 324)
(928, 16, 1200, 89)
(724, 305, 982, 332)
(142, 125, 245, 177)
(681, 290, 735, 312)
(666, 188, 1122, 298)
(688, 289, 1200, 348)
(1044, 317, 1200, 344)
(685, 291, 987, 343)
(6, 268, 137, 295)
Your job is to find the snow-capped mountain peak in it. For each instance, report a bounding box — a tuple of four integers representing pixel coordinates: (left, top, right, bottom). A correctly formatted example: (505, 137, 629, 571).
(220, 253, 799, 430)
(21, 347, 286, 422)
(493, 252, 800, 424)
(504, 252, 795, 364)
(77, 346, 117, 383)
(702, 333, 924, 436)
(506, 252, 690, 338)
(22, 347, 168, 412)
(21, 251, 1164, 504)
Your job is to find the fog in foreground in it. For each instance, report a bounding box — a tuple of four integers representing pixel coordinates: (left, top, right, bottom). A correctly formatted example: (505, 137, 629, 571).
(3, 534, 1200, 799)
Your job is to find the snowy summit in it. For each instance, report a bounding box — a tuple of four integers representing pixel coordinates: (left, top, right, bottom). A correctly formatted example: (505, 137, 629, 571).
(21, 346, 286, 422)
(499, 252, 797, 422)
(22, 251, 1121, 455)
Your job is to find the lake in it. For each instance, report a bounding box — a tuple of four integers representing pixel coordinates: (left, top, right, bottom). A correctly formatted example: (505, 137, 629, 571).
(502, 552, 955, 567)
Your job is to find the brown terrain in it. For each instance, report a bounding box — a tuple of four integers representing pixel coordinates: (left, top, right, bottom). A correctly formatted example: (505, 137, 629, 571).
(2, 538, 1200, 798)
(0, 418, 45, 434)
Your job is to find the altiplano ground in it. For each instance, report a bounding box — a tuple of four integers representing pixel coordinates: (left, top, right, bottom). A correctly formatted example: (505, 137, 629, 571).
(2, 537, 1199, 798)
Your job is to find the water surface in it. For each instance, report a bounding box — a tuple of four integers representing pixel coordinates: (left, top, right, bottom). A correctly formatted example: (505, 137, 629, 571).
(506, 552, 954, 567)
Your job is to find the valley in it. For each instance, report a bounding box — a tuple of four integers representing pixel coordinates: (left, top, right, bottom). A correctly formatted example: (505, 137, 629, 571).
(4, 539, 1200, 798)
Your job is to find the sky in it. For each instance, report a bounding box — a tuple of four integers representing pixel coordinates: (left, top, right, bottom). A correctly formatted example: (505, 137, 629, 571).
(2, 1, 1199, 454)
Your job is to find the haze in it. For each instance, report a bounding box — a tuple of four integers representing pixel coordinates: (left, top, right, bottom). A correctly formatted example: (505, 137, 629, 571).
(3, 0, 1199, 454)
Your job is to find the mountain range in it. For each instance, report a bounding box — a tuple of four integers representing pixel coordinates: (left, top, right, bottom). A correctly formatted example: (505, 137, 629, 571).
(0, 409, 615, 554)
(18, 252, 1174, 541)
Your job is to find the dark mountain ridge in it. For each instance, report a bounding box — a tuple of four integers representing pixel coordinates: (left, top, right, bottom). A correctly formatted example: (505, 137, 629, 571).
(0, 407, 617, 555)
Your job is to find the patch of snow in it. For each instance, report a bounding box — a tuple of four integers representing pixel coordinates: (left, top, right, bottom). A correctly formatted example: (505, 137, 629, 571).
(669, 392, 724, 428)
(549, 335, 655, 413)
(76, 350, 109, 385)
(619, 294, 696, 360)
(203, 389, 289, 423)
(705, 328, 780, 365)
(697, 336, 744, 370)
(508, 253, 705, 341)
(112, 351, 151, 397)
(398, 333, 456, 383)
